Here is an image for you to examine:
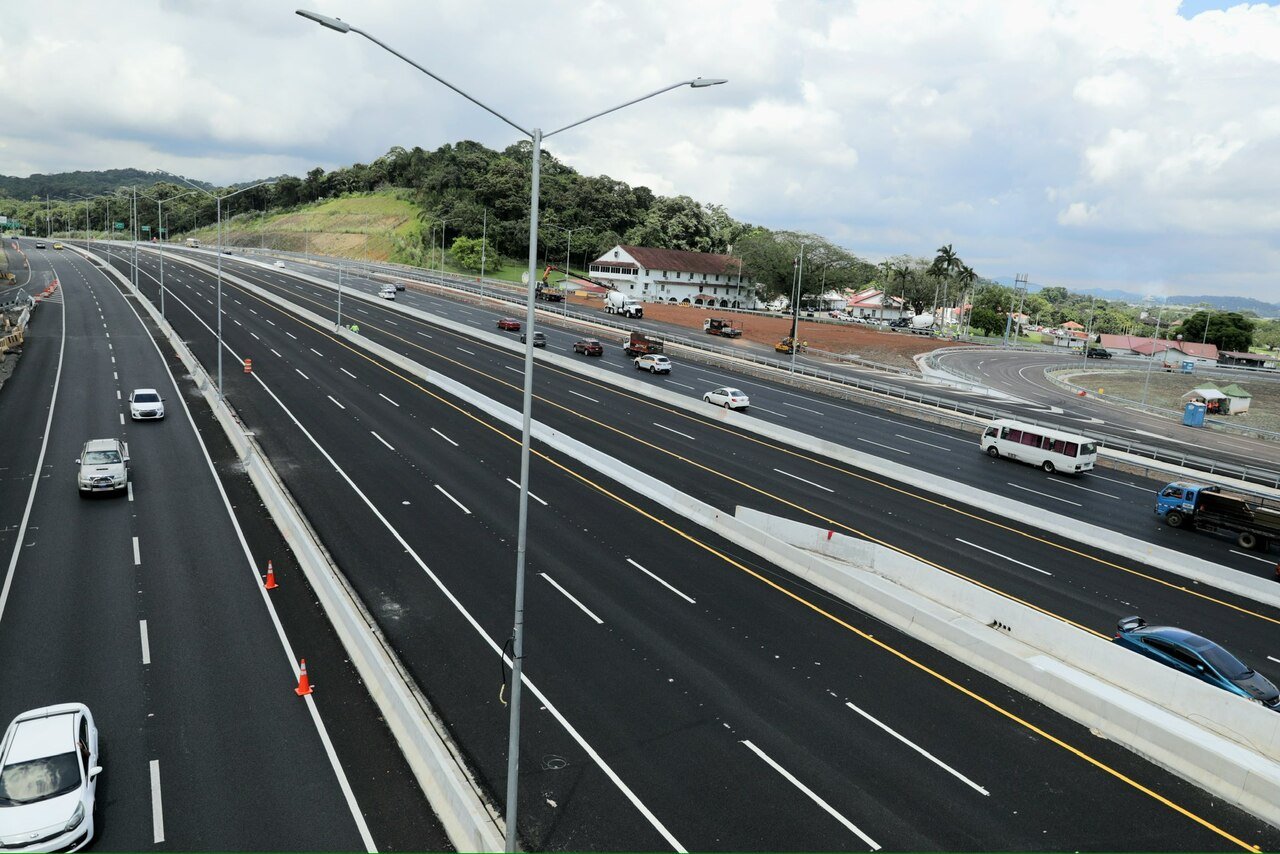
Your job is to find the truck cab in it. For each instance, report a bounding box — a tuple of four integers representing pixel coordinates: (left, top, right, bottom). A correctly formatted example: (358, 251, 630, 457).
(1154, 482, 1205, 519)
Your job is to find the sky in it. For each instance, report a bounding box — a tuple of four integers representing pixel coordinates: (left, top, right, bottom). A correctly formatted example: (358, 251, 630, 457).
(3, 0, 1279, 301)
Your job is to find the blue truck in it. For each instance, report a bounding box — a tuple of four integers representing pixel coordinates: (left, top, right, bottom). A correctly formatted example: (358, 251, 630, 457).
(1155, 482, 1280, 552)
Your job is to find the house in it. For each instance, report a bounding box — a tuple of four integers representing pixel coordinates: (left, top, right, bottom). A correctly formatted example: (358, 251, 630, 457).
(1218, 350, 1278, 370)
(1096, 334, 1219, 366)
(1182, 383, 1251, 415)
(588, 245, 752, 308)
(1061, 320, 1084, 331)
(842, 288, 911, 321)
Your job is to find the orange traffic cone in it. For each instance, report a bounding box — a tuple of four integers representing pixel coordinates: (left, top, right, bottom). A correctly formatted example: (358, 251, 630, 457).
(263, 560, 278, 590)
(295, 659, 313, 696)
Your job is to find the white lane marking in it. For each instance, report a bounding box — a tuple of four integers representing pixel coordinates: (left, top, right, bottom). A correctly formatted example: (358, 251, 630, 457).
(1005, 482, 1081, 507)
(116, 389, 121, 400)
(385, 319, 398, 326)
(782, 401, 824, 415)
(286, 331, 298, 340)
(858, 437, 910, 454)
(431, 427, 458, 446)
(379, 393, 400, 407)
(504, 366, 524, 375)
(295, 369, 310, 380)
(233, 299, 242, 305)
(371, 431, 394, 450)
(233, 319, 243, 327)
(250, 308, 258, 314)
(328, 395, 346, 410)
(751, 405, 788, 417)
(119, 412, 124, 425)
(355, 308, 369, 315)
(435, 484, 471, 514)
(341, 368, 357, 379)
(773, 468, 835, 493)
(894, 433, 949, 451)
(1268, 656, 1280, 665)
(653, 422, 696, 441)
(265, 318, 275, 325)
(150, 760, 165, 843)
(127, 481, 134, 502)
(741, 740, 879, 850)
(844, 701, 988, 795)
(956, 538, 1052, 576)
(271, 349, 282, 357)
(626, 558, 694, 604)
(250, 332, 260, 340)
(140, 620, 151, 665)
(540, 573, 603, 624)
(133, 537, 141, 565)
(417, 331, 433, 339)
(505, 477, 547, 505)
(568, 389, 599, 403)
(310, 348, 324, 357)
(113, 371, 118, 380)
(1047, 477, 1118, 499)
(1085, 472, 1147, 491)
(456, 347, 475, 355)
(1229, 549, 1275, 564)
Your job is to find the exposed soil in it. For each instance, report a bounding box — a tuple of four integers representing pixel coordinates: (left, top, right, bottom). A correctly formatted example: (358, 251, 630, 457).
(565, 295, 971, 370)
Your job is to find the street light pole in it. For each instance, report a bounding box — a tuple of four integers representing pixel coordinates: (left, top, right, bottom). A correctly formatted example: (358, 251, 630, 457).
(296, 13, 724, 849)
(1142, 301, 1166, 406)
(479, 208, 488, 298)
(790, 243, 805, 372)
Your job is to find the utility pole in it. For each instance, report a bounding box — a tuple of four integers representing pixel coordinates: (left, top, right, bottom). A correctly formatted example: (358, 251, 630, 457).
(1002, 273, 1028, 347)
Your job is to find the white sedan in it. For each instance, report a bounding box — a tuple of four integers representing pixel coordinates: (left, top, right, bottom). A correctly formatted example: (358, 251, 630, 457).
(703, 387, 750, 410)
(0, 704, 101, 852)
(128, 388, 165, 420)
(378, 286, 396, 300)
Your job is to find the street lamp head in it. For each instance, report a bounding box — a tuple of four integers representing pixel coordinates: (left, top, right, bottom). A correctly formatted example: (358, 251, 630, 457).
(689, 77, 728, 88)
(296, 9, 351, 33)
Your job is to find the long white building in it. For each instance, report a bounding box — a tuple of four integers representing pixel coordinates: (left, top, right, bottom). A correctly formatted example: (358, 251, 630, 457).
(588, 245, 753, 308)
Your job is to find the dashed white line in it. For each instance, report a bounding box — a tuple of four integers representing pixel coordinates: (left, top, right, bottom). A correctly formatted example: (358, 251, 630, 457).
(310, 348, 324, 357)
(505, 478, 547, 505)
(295, 369, 310, 380)
(1268, 656, 1280, 665)
(504, 366, 523, 375)
(782, 401, 824, 415)
(1047, 477, 1119, 499)
(328, 395, 346, 410)
(568, 390, 599, 403)
(286, 332, 298, 340)
(416, 331, 433, 339)
(667, 381, 696, 390)
(385, 319, 398, 326)
(858, 437, 909, 454)
(379, 393, 400, 407)
(1005, 482, 1081, 506)
(132, 536, 141, 566)
(431, 428, 457, 447)
(1229, 549, 1275, 564)
(116, 389, 121, 400)
(894, 434, 948, 451)
(139, 620, 151, 665)
(250, 332, 260, 340)
(371, 431, 394, 450)
(652, 422, 696, 441)
(271, 349, 283, 358)
(150, 760, 165, 843)
(265, 318, 275, 326)
(845, 701, 987, 795)
(456, 347, 475, 355)
(119, 412, 124, 425)
(626, 558, 695, 603)
(355, 308, 369, 314)
(341, 368, 357, 379)
(773, 468, 835, 493)
(540, 573, 603, 624)
(1084, 472, 1147, 491)
(435, 484, 471, 514)
(956, 537, 1052, 576)
(127, 481, 134, 502)
(741, 740, 879, 850)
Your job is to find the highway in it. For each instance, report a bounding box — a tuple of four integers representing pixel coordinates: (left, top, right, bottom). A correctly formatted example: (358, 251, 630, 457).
(0, 244, 446, 850)
(71, 240, 1280, 850)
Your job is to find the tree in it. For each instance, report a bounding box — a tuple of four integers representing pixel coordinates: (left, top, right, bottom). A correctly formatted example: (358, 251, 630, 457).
(450, 235, 498, 272)
(1178, 311, 1255, 351)
(969, 306, 1004, 336)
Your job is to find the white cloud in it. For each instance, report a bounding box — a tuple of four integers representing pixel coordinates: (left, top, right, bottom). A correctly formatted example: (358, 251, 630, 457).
(2, 0, 1280, 301)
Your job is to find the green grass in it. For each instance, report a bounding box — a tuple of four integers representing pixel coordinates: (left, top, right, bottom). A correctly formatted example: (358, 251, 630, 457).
(1071, 368, 1279, 432)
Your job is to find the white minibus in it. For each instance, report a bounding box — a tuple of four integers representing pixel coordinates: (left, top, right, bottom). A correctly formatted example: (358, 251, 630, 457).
(980, 418, 1098, 474)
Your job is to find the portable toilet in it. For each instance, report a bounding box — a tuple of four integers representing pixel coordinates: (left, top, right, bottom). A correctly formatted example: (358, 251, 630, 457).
(1182, 400, 1206, 427)
(1180, 359, 1195, 374)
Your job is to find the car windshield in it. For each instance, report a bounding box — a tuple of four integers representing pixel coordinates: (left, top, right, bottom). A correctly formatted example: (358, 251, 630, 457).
(1189, 638, 1252, 679)
(0, 752, 81, 804)
(84, 450, 121, 465)
(725, 389, 743, 396)
(134, 393, 160, 403)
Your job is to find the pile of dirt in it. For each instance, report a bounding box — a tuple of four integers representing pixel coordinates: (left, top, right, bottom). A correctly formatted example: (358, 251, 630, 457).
(566, 297, 971, 370)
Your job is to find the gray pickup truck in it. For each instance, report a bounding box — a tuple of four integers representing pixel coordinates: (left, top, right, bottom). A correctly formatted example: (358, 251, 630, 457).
(76, 439, 129, 496)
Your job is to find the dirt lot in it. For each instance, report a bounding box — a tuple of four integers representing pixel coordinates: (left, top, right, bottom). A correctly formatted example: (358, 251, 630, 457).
(566, 295, 968, 369)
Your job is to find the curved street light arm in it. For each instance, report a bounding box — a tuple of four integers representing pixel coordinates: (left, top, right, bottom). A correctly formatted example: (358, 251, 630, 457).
(546, 78, 725, 139)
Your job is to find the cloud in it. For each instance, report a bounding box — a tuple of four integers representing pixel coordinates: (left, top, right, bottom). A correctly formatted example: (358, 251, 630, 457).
(2, 0, 1280, 300)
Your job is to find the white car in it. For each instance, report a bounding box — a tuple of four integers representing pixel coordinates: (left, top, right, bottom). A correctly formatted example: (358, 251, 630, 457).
(274, 260, 285, 268)
(377, 286, 396, 300)
(128, 388, 165, 420)
(76, 439, 129, 496)
(633, 354, 671, 374)
(0, 704, 101, 852)
(703, 387, 750, 410)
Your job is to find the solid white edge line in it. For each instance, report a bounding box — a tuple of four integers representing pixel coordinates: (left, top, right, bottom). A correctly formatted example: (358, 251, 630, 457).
(844, 701, 988, 795)
(956, 537, 1052, 576)
(652, 422, 696, 441)
(150, 759, 165, 843)
(740, 739, 879, 850)
(434, 484, 471, 514)
(0, 288, 65, 624)
(379, 393, 400, 407)
(371, 431, 394, 451)
(505, 477, 546, 505)
(626, 558, 695, 604)
(94, 249, 379, 852)
(132, 536, 141, 566)
(773, 468, 835, 493)
(430, 427, 458, 447)
(539, 572, 604, 624)
(140, 619, 151, 665)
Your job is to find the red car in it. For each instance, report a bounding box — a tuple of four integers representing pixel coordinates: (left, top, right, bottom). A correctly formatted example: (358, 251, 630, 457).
(573, 338, 604, 356)
(497, 318, 522, 331)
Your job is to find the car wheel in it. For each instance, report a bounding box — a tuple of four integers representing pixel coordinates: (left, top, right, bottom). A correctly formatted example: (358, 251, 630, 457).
(1237, 531, 1259, 550)
(986, 446, 1000, 458)
(703, 395, 710, 403)
(1042, 460, 1055, 473)
(724, 401, 730, 409)
(1165, 510, 1185, 528)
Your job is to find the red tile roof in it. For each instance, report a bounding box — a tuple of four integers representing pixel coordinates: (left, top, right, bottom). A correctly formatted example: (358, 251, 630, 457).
(618, 245, 742, 276)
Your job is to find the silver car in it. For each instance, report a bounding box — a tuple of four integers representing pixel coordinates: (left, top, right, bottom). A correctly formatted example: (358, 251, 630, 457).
(76, 439, 129, 496)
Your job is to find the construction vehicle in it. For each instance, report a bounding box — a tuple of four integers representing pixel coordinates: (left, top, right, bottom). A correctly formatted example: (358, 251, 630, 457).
(704, 318, 742, 338)
(623, 331, 664, 358)
(1155, 482, 1280, 551)
(541, 263, 644, 317)
(536, 265, 567, 302)
(775, 336, 806, 354)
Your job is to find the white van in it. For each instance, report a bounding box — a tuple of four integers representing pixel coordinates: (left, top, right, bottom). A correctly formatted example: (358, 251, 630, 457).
(980, 418, 1097, 474)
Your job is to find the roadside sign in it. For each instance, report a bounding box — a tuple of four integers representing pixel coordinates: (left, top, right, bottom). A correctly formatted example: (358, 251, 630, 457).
(113, 222, 125, 230)
(142, 225, 151, 232)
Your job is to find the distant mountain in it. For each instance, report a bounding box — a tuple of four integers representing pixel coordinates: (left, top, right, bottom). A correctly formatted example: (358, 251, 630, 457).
(0, 169, 215, 200)
(1164, 294, 1280, 316)
(1066, 286, 1147, 302)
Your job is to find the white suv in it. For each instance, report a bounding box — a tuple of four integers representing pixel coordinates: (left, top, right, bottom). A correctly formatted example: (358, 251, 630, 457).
(76, 439, 129, 496)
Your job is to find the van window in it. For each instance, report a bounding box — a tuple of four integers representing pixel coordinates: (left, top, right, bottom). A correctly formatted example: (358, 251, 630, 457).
(1003, 428, 1021, 442)
(1020, 432, 1040, 447)
(1062, 442, 1078, 457)
(984, 426, 998, 438)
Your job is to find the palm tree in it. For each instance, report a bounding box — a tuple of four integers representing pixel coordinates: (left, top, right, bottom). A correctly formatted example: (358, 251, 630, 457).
(891, 263, 913, 314)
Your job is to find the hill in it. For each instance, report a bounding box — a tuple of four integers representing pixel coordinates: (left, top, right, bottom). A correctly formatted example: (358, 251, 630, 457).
(0, 168, 215, 199)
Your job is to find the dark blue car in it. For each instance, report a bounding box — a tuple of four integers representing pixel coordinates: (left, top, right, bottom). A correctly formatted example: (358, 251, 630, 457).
(1113, 616, 1279, 709)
